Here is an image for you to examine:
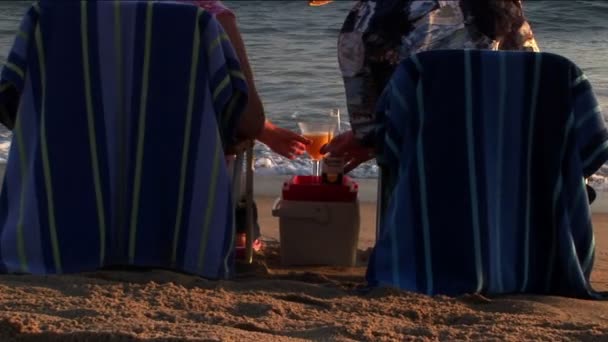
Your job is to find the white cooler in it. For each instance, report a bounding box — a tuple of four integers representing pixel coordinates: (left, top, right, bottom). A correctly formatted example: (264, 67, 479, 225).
(271, 176, 360, 267)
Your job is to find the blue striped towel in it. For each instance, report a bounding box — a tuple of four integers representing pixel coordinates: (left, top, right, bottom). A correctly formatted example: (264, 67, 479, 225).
(371, 50, 608, 298)
(0, 0, 248, 279)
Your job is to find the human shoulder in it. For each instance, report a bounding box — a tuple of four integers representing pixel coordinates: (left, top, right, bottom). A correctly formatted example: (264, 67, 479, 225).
(189, 0, 235, 17)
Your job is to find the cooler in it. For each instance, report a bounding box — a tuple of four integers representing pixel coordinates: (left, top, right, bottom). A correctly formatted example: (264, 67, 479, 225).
(271, 176, 360, 266)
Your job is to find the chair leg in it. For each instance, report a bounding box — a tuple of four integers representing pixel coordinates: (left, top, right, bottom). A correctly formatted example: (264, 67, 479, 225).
(232, 154, 244, 208)
(244, 143, 255, 264)
(224, 153, 244, 277)
(375, 167, 383, 240)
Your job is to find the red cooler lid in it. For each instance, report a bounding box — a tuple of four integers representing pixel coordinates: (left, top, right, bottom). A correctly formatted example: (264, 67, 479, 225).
(281, 175, 358, 202)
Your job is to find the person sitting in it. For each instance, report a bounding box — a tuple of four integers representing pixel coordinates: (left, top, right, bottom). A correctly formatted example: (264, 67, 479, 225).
(188, 0, 311, 159)
(320, 0, 608, 297)
(366, 48, 607, 297)
(184, 1, 312, 255)
(0, 0, 251, 277)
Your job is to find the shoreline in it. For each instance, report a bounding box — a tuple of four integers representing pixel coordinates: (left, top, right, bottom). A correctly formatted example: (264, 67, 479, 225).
(253, 174, 608, 214)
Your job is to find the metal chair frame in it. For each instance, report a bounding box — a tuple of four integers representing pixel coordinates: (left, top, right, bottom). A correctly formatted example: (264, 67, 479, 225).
(227, 140, 256, 265)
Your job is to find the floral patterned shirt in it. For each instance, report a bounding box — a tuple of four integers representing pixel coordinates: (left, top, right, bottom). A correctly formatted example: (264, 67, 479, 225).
(338, 0, 539, 144)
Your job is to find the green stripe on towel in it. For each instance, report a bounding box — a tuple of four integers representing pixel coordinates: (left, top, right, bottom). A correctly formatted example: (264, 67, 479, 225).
(212, 75, 230, 101)
(221, 92, 240, 133)
(571, 74, 587, 88)
(464, 50, 484, 293)
(172, 8, 202, 266)
(228, 69, 245, 80)
(494, 52, 507, 292)
(81, 2, 107, 266)
(545, 114, 574, 290)
(14, 112, 29, 272)
(521, 53, 542, 292)
(411, 54, 433, 295)
(197, 133, 222, 273)
(206, 32, 229, 58)
(113, 0, 129, 255)
(129, 2, 154, 263)
(5, 62, 25, 79)
(36, 23, 62, 273)
(575, 106, 602, 130)
(583, 140, 608, 170)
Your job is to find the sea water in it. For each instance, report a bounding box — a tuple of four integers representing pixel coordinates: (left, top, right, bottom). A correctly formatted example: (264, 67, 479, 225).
(0, 0, 606, 187)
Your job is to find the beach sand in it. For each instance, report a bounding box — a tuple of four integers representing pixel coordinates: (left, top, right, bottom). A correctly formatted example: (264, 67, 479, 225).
(0, 191, 607, 341)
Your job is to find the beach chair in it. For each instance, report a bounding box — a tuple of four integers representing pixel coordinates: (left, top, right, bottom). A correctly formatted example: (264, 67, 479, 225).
(370, 50, 608, 298)
(0, 1, 249, 278)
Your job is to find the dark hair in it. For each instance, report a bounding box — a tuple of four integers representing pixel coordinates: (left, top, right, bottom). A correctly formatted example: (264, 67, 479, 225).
(467, 0, 526, 39)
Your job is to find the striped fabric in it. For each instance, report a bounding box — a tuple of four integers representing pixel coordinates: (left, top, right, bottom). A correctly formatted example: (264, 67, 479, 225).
(0, 0, 248, 279)
(371, 50, 608, 298)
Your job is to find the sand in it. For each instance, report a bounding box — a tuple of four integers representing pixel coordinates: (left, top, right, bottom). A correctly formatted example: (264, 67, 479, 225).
(0, 197, 607, 341)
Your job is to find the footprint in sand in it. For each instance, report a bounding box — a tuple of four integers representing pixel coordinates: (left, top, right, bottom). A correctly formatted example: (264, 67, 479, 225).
(232, 302, 274, 318)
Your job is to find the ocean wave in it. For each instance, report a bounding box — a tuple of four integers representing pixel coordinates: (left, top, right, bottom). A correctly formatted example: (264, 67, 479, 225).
(252, 142, 608, 187)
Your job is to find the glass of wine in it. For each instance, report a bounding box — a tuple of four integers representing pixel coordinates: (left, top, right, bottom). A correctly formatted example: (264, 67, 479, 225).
(297, 120, 336, 177)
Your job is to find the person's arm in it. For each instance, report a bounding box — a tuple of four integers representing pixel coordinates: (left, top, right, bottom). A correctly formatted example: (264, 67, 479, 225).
(257, 119, 310, 159)
(215, 14, 265, 140)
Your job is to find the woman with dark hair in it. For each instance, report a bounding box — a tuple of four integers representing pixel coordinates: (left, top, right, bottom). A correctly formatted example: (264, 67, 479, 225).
(323, 0, 539, 171)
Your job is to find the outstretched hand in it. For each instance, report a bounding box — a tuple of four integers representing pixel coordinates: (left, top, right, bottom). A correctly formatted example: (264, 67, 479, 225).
(258, 121, 311, 159)
(320, 130, 374, 173)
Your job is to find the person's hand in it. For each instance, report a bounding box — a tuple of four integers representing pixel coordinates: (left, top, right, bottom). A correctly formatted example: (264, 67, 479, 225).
(320, 130, 374, 173)
(258, 121, 311, 159)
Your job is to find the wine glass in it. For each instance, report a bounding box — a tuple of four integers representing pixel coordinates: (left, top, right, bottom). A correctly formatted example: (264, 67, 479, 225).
(329, 107, 341, 133)
(297, 120, 336, 177)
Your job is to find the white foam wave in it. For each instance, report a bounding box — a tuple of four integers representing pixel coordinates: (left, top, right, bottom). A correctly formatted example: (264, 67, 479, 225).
(254, 143, 608, 192)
